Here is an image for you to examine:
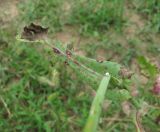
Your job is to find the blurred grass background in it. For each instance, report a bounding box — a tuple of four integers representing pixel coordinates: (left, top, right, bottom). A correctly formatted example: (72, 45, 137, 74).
(0, 0, 160, 131)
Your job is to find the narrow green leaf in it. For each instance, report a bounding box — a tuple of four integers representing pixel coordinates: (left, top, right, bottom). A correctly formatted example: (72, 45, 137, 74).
(84, 73, 111, 132)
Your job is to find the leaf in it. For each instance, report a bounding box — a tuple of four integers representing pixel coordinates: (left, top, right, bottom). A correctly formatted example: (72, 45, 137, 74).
(37, 76, 55, 87)
(137, 56, 158, 77)
(75, 55, 121, 77)
(50, 69, 60, 87)
(103, 61, 121, 77)
(48, 92, 59, 102)
(84, 73, 111, 132)
(21, 23, 48, 41)
(106, 89, 131, 102)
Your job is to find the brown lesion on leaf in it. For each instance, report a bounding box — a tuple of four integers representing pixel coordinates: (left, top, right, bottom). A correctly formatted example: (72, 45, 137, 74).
(21, 23, 48, 41)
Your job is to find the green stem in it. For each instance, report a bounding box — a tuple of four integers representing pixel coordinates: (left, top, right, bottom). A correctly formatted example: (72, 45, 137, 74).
(133, 111, 142, 132)
(84, 73, 111, 132)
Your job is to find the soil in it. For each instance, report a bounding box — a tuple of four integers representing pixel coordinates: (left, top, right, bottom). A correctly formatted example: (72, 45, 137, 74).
(0, 0, 18, 25)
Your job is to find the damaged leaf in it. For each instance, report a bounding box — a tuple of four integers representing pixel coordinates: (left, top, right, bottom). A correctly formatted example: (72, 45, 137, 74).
(21, 23, 48, 41)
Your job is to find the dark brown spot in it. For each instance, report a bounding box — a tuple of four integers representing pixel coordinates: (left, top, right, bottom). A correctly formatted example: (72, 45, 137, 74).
(53, 47, 61, 54)
(21, 23, 48, 41)
(66, 50, 72, 58)
(28, 23, 48, 34)
(64, 61, 69, 65)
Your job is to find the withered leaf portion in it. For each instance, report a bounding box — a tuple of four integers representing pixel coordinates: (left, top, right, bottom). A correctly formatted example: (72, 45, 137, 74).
(119, 67, 133, 79)
(21, 23, 48, 41)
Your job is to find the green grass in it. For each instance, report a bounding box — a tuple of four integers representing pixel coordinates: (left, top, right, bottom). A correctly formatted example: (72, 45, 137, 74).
(0, 37, 91, 131)
(20, 0, 125, 35)
(133, 0, 160, 32)
(19, 0, 63, 32)
(68, 0, 125, 35)
(0, 0, 160, 131)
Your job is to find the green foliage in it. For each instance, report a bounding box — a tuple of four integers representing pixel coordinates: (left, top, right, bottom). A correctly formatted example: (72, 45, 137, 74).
(69, 0, 124, 34)
(1, 0, 160, 131)
(84, 73, 110, 132)
(133, 0, 160, 32)
(0, 38, 92, 131)
(106, 89, 131, 102)
(75, 55, 121, 77)
(147, 43, 160, 55)
(19, 0, 125, 35)
(19, 0, 63, 32)
(137, 56, 158, 77)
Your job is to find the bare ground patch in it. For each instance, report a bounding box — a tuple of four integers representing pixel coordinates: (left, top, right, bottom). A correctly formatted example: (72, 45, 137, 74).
(0, 0, 18, 25)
